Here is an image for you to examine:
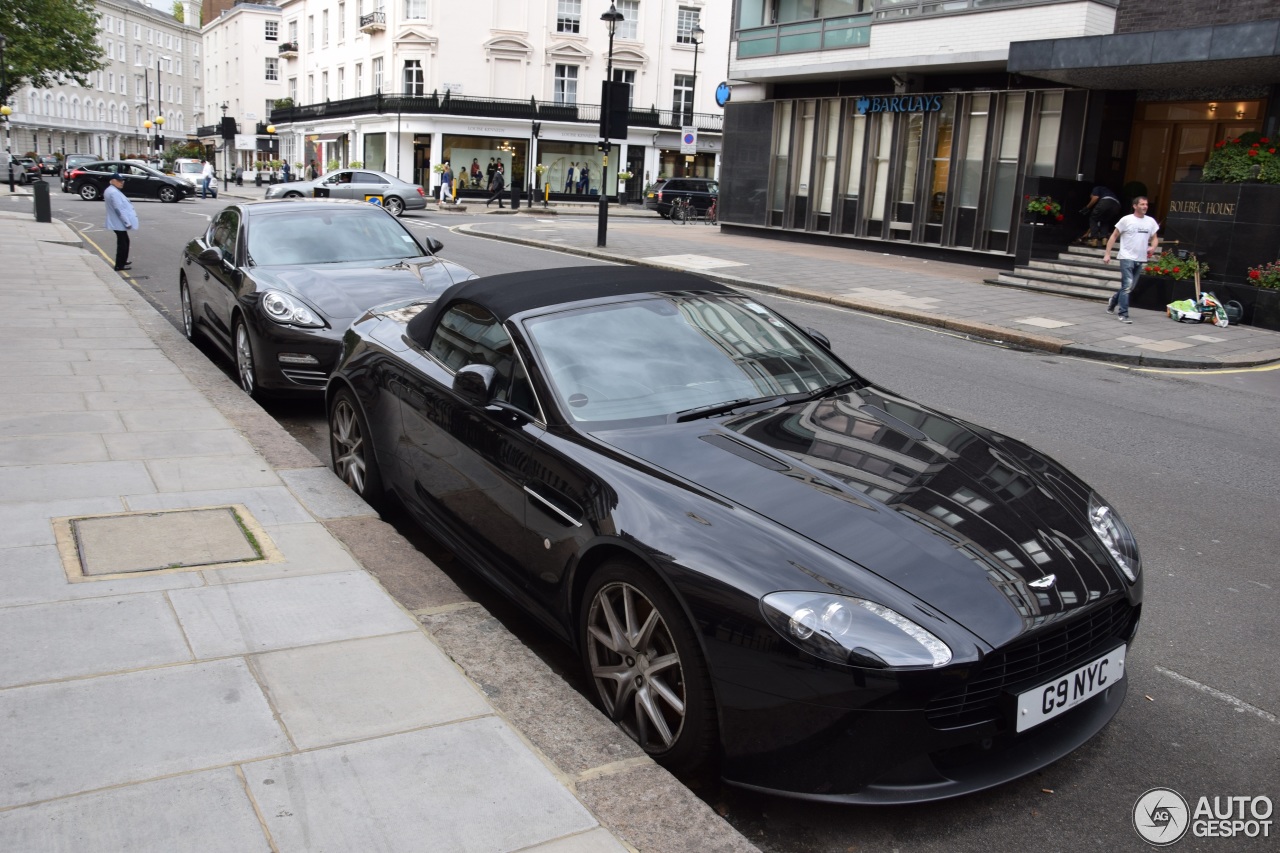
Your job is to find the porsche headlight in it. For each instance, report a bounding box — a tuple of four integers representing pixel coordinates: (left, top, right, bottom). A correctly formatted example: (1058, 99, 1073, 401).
(261, 290, 323, 327)
(1089, 493, 1141, 582)
(762, 592, 952, 669)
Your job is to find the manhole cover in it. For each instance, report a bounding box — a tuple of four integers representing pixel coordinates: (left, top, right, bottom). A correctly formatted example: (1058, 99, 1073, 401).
(68, 506, 265, 576)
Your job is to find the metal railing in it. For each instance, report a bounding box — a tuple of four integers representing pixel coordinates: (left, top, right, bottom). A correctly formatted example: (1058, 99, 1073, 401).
(278, 41, 299, 55)
(268, 92, 723, 133)
(358, 10, 386, 28)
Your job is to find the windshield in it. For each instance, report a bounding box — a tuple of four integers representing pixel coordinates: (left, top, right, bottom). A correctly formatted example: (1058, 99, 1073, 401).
(246, 207, 426, 265)
(177, 162, 202, 174)
(525, 295, 854, 426)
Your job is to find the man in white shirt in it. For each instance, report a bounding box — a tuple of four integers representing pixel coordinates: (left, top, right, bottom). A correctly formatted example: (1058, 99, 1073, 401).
(1102, 196, 1159, 324)
(200, 160, 215, 199)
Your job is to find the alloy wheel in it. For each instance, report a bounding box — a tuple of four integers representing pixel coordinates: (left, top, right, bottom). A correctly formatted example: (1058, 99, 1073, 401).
(385, 196, 405, 216)
(234, 321, 256, 397)
(180, 280, 195, 340)
(79, 183, 99, 201)
(330, 396, 369, 494)
(585, 579, 687, 753)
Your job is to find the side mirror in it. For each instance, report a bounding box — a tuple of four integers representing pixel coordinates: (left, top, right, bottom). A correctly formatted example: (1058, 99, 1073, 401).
(197, 246, 222, 265)
(453, 364, 497, 407)
(424, 237, 444, 255)
(806, 327, 832, 350)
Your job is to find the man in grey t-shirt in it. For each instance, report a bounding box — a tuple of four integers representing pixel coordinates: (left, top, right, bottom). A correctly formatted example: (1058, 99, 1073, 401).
(1102, 196, 1160, 324)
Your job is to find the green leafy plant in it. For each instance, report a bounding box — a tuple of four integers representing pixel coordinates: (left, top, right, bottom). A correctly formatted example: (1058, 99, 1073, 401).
(1024, 195, 1063, 220)
(273, 97, 295, 110)
(348, 160, 363, 168)
(432, 162, 447, 173)
(1202, 132, 1280, 184)
(1246, 260, 1280, 290)
(534, 163, 546, 175)
(617, 170, 634, 181)
(1144, 251, 1208, 281)
(326, 159, 340, 172)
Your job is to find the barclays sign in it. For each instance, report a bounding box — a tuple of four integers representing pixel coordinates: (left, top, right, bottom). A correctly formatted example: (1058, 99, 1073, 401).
(856, 95, 945, 115)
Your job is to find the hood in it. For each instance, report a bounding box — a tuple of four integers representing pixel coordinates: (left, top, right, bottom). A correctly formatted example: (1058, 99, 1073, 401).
(593, 387, 1126, 648)
(254, 258, 463, 326)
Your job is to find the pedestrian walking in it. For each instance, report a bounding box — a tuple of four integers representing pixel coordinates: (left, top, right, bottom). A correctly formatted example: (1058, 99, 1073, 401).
(306, 160, 318, 180)
(1102, 195, 1159, 324)
(484, 162, 506, 208)
(200, 159, 214, 199)
(439, 160, 453, 203)
(104, 172, 139, 272)
(282, 161, 291, 183)
(1078, 185, 1121, 245)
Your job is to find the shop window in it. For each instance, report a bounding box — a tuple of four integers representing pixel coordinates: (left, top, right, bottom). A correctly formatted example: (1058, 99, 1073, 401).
(868, 114, 893, 232)
(793, 99, 817, 228)
(839, 110, 866, 235)
(770, 101, 793, 227)
(814, 99, 841, 231)
(1029, 91, 1062, 178)
(988, 93, 1027, 246)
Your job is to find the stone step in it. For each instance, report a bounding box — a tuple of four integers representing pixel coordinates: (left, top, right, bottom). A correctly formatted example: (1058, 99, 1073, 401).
(1027, 261, 1121, 284)
(988, 273, 1114, 301)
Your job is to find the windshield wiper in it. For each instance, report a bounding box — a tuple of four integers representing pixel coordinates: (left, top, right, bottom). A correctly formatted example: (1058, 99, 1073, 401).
(799, 376, 861, 402)
(675, 396, 785, 423)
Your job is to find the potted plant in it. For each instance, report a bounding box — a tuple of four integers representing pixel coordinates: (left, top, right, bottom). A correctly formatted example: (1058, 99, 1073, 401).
(326, 159, 340, 172)
(616, 170, 634, 204)
(1244, 259, 1280, 330)
(348, 160, 363, 168)
(1203, 133, 1279, 184)
(1130, 251, 1209, 310)
(1024, 194, 1064, 223)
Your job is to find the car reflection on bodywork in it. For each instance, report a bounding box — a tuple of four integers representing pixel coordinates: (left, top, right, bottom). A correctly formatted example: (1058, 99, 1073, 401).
(325, 267, 1143, 803)
(178, 198, 474, 398)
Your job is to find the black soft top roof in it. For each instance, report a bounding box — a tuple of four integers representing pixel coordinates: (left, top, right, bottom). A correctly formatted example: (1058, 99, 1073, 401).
(406, 266, 734, 343)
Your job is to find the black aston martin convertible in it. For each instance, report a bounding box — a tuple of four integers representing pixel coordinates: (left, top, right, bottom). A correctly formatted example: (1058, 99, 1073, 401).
(326, 267, 1143, 803)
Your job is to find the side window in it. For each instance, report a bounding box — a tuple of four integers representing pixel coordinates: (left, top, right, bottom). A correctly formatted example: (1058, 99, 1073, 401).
(355, 172, 381, 183)
(210, 210, 240, 260)
(429, 302, 539, 417)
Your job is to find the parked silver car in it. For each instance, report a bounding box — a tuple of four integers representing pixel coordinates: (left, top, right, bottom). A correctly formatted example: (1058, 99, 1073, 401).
(263, 168, 428, 216)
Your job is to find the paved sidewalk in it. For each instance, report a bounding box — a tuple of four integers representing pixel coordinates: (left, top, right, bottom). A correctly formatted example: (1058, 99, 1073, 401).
(0, 208, 758, 853)
(460, 212, 1280, 369)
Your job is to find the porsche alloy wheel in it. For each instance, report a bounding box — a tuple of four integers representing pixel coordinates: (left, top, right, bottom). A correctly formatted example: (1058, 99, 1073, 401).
(233, 319, 259, 398)
(384, 196, 405, 217)
(582, 562, 716, 772)
(329, 388, 383, 507)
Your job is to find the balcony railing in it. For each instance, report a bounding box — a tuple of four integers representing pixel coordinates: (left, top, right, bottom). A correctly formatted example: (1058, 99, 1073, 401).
(268, 92, 724, 133)
(359, 10, 386, 33)
(278, 41, 299, 57)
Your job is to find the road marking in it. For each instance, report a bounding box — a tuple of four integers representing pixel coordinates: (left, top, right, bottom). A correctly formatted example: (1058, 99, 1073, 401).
(1155, 666, 1279, 725)
(1138, 362, 1280, 375)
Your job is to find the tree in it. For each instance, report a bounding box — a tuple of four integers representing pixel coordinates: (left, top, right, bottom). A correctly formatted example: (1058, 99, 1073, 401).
(171, 1, 200, 25)
(0, 0, 105, 105)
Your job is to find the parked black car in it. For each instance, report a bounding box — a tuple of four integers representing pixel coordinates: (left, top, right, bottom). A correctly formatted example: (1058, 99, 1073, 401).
(39, 155, 60, 175)
(325, 267, 1143, 803)
(67, 160, 194, 202)
(61, 154, 100, 192)
(645, 177, 718, 218)
(179, 199, 474, 398)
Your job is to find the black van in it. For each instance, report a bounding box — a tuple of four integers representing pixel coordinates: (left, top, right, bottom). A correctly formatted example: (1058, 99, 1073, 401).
(645, 177, 718, 218)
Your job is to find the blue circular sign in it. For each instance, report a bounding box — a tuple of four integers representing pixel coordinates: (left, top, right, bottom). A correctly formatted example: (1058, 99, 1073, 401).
(715, 82, 731, 108)
(683, 132, 695, 145)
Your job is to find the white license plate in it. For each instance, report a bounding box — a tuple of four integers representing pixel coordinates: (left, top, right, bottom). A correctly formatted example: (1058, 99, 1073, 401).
(1015, 645, 1126, 733)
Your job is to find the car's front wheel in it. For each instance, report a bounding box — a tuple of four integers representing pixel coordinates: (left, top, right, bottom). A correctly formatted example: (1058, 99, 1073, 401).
(581, 561, 717, 774)
(179, 276, 201, 343)
(158, 185, 178, 203)
(79, 183, 100, 201)
(233, 317, 262, 399)
(328, 387, 384, 509)
(284, 191, 303, 199)
(384, 196, 405, 216)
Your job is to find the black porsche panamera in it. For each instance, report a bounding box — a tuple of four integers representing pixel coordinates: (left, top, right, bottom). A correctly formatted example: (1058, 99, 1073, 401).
(326, 267, 1143, 803)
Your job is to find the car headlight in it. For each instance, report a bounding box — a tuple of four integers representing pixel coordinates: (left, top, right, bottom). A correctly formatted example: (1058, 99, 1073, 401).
(1088, 493, 1140, 582)
(261, 290, 324, 327)
(762, 592, 952, 668)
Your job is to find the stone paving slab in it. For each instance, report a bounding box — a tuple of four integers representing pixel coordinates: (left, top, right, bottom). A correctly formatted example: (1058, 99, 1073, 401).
(0, 460, 156, 502)
(0, 592, 191, 687)
(201, 521, 362, 584)
(0, 543, 205, 607)
(0, 768, 271, 853)
(252, 632, 492, 749)
(168, 570, 418, 657)
(0, 658, 290, 809)
(242, 718, 600, 853)
(278, 466, 381, 519)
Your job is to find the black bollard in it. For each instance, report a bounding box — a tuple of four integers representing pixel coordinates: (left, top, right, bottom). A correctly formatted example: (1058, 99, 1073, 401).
(33, 180, 52, 223)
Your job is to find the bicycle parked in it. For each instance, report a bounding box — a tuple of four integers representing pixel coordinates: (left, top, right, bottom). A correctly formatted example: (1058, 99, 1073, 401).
(670, 196, 695, 223)
(704, 198, 718, 225)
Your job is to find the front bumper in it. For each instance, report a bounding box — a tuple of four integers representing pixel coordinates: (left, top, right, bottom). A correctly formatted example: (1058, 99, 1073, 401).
(245, 312, 344, 392)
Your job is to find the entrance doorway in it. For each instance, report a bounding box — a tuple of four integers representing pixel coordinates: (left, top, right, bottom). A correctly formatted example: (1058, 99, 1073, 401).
(1125, 99, 1264, 221)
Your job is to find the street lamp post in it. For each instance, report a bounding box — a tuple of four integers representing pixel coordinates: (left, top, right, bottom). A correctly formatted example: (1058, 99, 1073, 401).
(689, 22, 703, 177)
(220, 103, 230, 191)
(143, 119, 153, 157)
(154, 115, 164, 158)
(597, 2, 624, 248)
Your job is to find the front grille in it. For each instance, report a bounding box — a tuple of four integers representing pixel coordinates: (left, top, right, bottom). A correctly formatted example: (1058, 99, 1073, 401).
(926, 598, 1139, 730)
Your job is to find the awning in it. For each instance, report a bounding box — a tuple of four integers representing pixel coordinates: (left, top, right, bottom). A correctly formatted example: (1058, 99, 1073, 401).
(1009, 19, 1280, 90)
(309, 132, 346, 142)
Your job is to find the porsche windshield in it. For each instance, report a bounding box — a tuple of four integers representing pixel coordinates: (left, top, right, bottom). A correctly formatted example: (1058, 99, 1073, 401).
(246, 208, 425, 266)
(525, 295, 855, 424)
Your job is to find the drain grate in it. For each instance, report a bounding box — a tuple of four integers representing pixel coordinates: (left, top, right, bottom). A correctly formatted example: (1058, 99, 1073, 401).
(57, 506, 271, 578)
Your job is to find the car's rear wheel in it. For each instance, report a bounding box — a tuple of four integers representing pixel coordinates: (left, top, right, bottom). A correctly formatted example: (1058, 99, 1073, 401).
(233, 317, 262, 399)
(581, 560, 717, 774)
(79, 183, 100, 201)
(384, 196, 405, 216)
(328, 387, 384, 509)
(158, 185, 178, 203)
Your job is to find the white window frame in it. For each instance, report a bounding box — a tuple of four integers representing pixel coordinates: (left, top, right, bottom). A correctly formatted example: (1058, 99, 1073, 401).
(266, 57, 279, 81)
(617, 0, 639, 39)
(676, 6, 700, 44)
(265, 20, 279, 41)
(403, 59, 424, 95)
(554, 64, 578, 105)
(556, 0, 581, 34)
(372, 57, 384, 93)
(405, 0, 426, 19)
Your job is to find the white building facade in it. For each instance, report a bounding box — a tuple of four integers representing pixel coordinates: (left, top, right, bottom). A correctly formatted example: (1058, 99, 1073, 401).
(259, 0, 727, 199)
(6, 0, 202, 161)
(200, 1, 287, 174)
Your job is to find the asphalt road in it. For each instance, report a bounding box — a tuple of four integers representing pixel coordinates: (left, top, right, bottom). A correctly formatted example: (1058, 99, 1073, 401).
(44, 182, 1280, 852)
